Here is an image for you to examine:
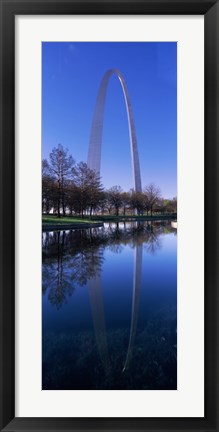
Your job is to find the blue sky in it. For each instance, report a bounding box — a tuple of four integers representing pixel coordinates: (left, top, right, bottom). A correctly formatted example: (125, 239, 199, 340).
(42, 42, 177, 198)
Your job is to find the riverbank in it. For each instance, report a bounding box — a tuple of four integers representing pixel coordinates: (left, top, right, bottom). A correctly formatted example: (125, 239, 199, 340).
(42, 214, 177, 232)
(91, 214, 177, 222)
(42, 215, 103, 232)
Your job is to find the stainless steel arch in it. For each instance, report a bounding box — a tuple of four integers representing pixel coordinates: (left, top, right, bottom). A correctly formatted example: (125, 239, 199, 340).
(87, 69, 142, 192)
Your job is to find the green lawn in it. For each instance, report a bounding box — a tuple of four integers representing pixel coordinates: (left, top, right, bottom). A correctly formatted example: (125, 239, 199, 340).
(42, 215, 100, 224)
(42, 214, 176, 225)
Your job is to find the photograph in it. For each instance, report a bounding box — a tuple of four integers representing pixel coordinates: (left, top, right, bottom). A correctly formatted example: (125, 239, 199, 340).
(42, 41, 177, 390)
(1, 0, 219, 429)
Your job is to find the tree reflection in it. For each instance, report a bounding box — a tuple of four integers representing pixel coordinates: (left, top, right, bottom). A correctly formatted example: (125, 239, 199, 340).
(42, 231, 75, 309)
(42, 221, 173, 308)
(42, 230, 104, 308)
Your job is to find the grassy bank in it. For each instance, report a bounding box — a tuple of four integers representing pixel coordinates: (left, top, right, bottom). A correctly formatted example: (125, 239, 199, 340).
(42, 214, 177, 232)
(43, 215, 101, 224)
(42, 215, 103, 232)
(43, 214, 176, 224)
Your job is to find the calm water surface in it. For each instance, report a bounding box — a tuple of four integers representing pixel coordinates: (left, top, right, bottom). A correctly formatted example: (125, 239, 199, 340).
(42, 221, 177, 390)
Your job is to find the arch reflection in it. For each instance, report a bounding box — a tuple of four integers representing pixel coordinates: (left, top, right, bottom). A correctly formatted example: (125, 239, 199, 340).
(88, 242, 143, 373)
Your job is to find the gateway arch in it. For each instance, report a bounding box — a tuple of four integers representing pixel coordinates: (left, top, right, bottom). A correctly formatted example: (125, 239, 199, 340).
(87, 69, 142, 192)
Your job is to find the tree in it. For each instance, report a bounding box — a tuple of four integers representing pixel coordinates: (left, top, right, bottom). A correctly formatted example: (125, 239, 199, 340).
(72, 162, 103, 218)
(65, 183, 81, 215)
(48, 144, 75, 217)
(97, 191, 109, 215)
(130, 191, 145, 215)
(104, 191, 114, 215)
(142, 192, 150, 215)
(86, 170, 104, 217)
(42, 159, 55, 214)
(156, 198, 168, 215)
(164, 197, 177, 214)
(121, 192, 131, 216)
(107, 186, 123, 216)
(144, 183, 161, 216)
(171, 196, 177, 214)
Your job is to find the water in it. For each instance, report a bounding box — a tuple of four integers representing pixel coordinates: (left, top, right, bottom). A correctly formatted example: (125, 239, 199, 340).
(42, 221, 177, 390)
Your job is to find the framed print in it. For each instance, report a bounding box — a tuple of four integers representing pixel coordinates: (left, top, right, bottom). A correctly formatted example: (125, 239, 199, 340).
(0, 1, 218, 431)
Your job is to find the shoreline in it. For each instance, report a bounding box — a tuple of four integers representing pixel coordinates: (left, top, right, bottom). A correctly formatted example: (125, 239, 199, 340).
(42, 222, 104, 232)
(42, 215, 177, 232)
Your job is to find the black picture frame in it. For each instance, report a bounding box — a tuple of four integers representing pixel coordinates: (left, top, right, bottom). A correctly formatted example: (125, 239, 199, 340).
(0, 0, 218, 431)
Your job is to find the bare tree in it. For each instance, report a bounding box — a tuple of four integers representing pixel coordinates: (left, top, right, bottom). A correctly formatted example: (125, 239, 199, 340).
(48, 144, 75, 217)
(144, 183, 161, 216)
(72, 162, 103, 218)
(121, 192, 131, 216)
(130, 191, 145, 215)
(42, 159, 55, 214)
(107, 186, 123, 216)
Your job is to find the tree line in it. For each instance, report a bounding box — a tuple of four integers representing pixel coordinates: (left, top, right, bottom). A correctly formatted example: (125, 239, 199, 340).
(42, 144, 177, 218)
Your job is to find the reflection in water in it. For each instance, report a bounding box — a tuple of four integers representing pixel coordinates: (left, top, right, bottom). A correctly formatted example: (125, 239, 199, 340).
(42, 231, 76, 308)
(42, 221, 177, 390)
(123, 243, 142, 372)
(42, 229, 105, 308)
(88, 243, 143, 374)
(42, 222, 164, 309)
